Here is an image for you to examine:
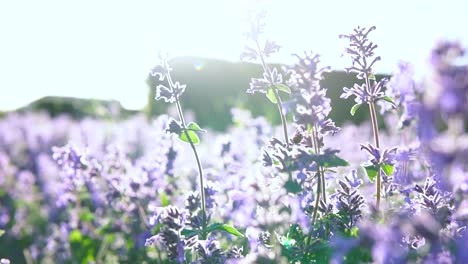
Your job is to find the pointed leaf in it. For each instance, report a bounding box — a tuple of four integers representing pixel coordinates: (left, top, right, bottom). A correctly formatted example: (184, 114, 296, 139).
(266, 88, 278, 104)
(187, 122, 205, 132)
(381, 163, 395, 176)
(321, 154, 349, 167)
(179, 130, 200, 144)
(206, 223, 244, 237)
(382, 96, 397, 108)
(181, 228, 200, 237)
(363, 164, 379, 182)
(311, 152, 350, 168)
(274, 84, 291, 94)
(284, 180, 302, 194)
(350, 104, 361, 116)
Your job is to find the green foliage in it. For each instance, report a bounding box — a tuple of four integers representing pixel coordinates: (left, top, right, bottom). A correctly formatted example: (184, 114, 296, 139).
(69, 230, 98, 264)
(79, 209, 95, 223)
(284, 180, 303, 194)
(310, 151, 350, 168)
(206, 223, 244, 237)
(168, 120, 205, 144)
(274, 84, 292, 94)
(182, 223, 243, 238)
(17, 96, 137, 120)
(179, 130, 200, 144)
(266, 88, 278, 104)
(187, 122, 204, 132)
(381, 163, 395, 176)
(0, 230, 4, 237)
(344, 246, 373, 264)
(146, 57, 390, 131)
(350, 103, 361, 116)
(363, 164, 379, 182)
(279, 224, 333, 264)
(381, 96, 397, 108)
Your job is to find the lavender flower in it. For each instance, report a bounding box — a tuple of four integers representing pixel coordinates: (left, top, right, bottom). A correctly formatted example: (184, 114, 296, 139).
(360, 143, 397, 167)
(339, 26, 380, 79)
(340, 78, 388, 105)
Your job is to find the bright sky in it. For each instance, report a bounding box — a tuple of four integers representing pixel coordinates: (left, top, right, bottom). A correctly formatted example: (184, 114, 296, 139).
(0, 0, 466, 110)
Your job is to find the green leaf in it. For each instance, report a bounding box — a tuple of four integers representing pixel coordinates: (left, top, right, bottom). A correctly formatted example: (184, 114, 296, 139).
(381, 163, 395, 176)
(350, 103, 361, 116)
(363, 164, 379, 182)
(382, 96, 397, 108)
(160, 192, 170, 206)
(274, 84, 291, 94)
(368, 73, 376, 80)
(345, 226, 359, 237)
(181, 228, 200, 237)
(287, 224, 304, 241)
(0, 229, 4, 237)
(266, 88, 278, 104)
(179, 130, 200, 144)
(187, 122, 205, 132)
(321, 154, 349, 168)
(284, 180, 302, 194)
(206, 223, 244, 237)
(69, 230, 83, 243)
(79, 210, 95, 222)
(281, 237, 296, 248)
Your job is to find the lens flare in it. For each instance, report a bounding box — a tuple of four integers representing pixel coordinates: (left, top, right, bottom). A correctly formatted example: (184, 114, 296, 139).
(194, 61, 204, 71)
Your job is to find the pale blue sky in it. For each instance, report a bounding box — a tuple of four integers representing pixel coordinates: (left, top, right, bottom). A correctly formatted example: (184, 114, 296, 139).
(0, 0, 466, 110)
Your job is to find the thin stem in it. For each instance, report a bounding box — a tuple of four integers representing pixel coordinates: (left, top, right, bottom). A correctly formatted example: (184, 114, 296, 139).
(312, 125, 326, 203)
(175, 99, 207, 239)
(369, 101, 381, 148)
(311, 172, 321, 225)
(255, 39, 271, 76)
(255, 39, 290, 147)
(274, 89, 290, 148)
(365, 72, 382, 210)
(320, 167, 327, 203)
(369, 101, 381, 210)
(167, 72, 207, 239)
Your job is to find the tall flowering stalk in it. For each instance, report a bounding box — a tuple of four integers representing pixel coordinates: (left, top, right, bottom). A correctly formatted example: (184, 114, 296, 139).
(242, 12, 291, 149)
(150, 57, 208, 239)
(339, 26, 396, 210)
(288, 52, 340, 222)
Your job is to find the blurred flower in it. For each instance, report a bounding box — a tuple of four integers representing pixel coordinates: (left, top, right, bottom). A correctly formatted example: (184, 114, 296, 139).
(360, 143, 397, 166)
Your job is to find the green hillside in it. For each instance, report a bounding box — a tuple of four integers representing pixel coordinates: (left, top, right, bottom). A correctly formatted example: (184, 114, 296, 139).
(17, 96, 137, 120)
(5, 57, 389, 131)
(146, 57, 389, 131)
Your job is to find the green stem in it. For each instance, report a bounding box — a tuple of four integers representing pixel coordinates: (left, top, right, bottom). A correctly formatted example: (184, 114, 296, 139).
(255, 39, 290, 147)
(175, 99, 207, 239)
(167, 71, 207, 239)
(312, 125, 327, 204)
(311, 171, 321, 225)
(362, 54, 382, 211)
(369, 101, 381, 210)
(310, 125, 323, 228)
(274, 89, 290, 148)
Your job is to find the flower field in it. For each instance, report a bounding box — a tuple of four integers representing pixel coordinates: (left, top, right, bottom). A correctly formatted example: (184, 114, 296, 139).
(0, 13, 467, 264)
